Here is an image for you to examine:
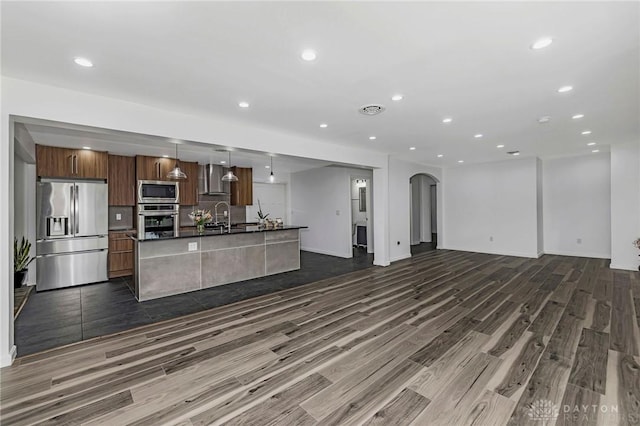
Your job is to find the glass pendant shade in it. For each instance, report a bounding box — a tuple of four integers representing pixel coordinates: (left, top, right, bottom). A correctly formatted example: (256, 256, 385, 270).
(268, 156, 275, 183)
(167, 143, 187, 180)
(221, 151, 238, 182)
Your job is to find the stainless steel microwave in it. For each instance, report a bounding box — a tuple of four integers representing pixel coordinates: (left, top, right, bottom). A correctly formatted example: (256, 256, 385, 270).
(137, 180, 179, 204)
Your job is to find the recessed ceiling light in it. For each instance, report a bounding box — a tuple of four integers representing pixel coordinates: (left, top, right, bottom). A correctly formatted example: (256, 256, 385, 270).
(572, 114, 585, 119)
(162, 155, 169, 158)
(531, 38, 553, 50)
(265, 165, 270, 169)
(496, 145, 505, 148)
(474, 134, 483, 139)
(220, 160, 226, 164)
(581, 130, 592, 135)
(301, 49, 317, 61)
(74, 57, 93, 67)
(409, 147, 416, 150)
(592, 149, 600, 153)
(437, 154, 444, 158)
(442, 117, 453, 123)
(458, 160, 464, 163)
(513, 152, 521, 156)
(538, 116, 551, 124)
(238, 101, 250, 108)
(587, 142, 596, 146)
(82, 146, 91, 150)
(557, 85, 573, 93)
(391, 94, 403, 101)
(319, 123, 328, 128)
(369, 136, 377, 140)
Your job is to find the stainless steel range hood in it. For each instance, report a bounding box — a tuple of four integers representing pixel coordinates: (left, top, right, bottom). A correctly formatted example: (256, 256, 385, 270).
(198, 164, 230, 195)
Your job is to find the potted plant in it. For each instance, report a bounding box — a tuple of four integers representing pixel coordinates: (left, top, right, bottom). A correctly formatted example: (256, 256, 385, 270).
(14, 237, 34, 289)
(256, 200, 269, 226)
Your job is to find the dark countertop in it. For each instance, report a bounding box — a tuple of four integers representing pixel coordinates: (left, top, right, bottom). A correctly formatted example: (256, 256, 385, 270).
(133, 225, 307, 242)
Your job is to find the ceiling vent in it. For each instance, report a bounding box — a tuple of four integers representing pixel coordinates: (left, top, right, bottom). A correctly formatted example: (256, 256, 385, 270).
(358, 104, 386, 116)
(507, 151, 521, 156)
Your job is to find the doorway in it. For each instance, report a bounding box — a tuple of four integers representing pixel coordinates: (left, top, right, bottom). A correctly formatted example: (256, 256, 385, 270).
(350, 176, 373, 258)
(410, 174, 438, 255)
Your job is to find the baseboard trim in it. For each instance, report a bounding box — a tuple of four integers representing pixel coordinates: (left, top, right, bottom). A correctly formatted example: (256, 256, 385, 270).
(301, 247, 351, 259)
(610, 263, 640, 271)
(543, 250, 611, 259)
(1, 345, 17, 367)
(390, 253, 411, 263)
(440, 245, 539, 259)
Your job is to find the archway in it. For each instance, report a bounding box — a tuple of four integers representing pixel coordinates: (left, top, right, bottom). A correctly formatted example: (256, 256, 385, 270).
(409, 173, 440, 255)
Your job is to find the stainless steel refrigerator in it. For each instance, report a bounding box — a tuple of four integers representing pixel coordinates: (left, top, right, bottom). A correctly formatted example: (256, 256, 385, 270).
(36, 179, 108, 291)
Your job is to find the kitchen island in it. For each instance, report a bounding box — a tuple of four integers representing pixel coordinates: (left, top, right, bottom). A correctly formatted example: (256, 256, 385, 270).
(132, 226, 306, 301)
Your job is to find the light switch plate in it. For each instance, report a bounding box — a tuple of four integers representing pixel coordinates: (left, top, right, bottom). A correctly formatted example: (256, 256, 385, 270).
(188, 242, 198, 251)
(115, 213, 122, 221)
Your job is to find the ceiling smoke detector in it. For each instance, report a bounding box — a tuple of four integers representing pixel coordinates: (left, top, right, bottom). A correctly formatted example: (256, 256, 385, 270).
(358, 104, 386, 116)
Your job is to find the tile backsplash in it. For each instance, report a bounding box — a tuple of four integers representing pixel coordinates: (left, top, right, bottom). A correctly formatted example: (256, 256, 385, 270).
(108, 206, 134, 230)
(179, 194, 247, 227)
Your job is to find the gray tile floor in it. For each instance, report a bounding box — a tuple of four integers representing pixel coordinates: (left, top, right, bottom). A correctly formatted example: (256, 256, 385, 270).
(15, 249, 375, 357)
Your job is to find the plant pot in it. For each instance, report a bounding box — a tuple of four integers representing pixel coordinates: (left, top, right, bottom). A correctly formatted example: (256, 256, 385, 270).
(14, 270, 27, 289)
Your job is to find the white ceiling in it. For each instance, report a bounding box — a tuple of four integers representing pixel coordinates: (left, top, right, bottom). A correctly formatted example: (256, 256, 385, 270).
(2, 2, 639, 166)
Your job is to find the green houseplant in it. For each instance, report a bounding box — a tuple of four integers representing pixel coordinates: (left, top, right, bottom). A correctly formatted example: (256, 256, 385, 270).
(14, 237, 34, 288)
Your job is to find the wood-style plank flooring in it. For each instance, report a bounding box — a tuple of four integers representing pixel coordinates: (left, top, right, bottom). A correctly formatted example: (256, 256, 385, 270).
(1, 250, 639, 425)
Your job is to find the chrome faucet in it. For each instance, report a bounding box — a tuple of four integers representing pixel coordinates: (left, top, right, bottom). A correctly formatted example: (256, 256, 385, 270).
(214, 201, 231, 233)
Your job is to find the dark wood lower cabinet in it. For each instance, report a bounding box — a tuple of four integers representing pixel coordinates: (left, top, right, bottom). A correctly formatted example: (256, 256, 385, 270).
(108, 231, 135, 278)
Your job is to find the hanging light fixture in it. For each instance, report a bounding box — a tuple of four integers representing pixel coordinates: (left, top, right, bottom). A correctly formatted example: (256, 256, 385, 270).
(221, 150, 238, 182)
(167, 143, 187, 180)
(269, 156, 275, 183)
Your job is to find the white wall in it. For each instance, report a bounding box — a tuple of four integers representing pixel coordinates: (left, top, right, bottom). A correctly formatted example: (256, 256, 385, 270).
(247, 182, 288, 225)
(611, 142, 640, 270)
(543, 153, 611, 258)
(290, 166, 372, 258)
(442, 158, 540, 258)
(13, 157, 37, 285)
(536, 159, 544, 255)
(388, 158, 443, 262)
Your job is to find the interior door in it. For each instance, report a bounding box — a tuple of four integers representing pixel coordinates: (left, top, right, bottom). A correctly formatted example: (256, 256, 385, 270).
(74, 182, 108, 237)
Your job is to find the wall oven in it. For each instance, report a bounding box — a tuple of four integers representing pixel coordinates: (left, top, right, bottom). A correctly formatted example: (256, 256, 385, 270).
(138, 180, 179, 204)
(138, 204, 179, 240)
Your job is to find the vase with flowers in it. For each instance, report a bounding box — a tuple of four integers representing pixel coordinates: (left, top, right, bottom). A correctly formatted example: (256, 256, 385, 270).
(189, 209, 212, 234)
(256, 199, 269, 227)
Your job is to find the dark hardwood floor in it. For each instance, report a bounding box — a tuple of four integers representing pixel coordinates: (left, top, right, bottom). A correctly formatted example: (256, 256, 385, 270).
(2, 250, 639, 425)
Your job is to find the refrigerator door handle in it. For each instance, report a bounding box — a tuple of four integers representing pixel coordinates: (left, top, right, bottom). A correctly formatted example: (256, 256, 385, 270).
(75, 184, 80, 234)
(39, 248, 107, 258)
(70, 185, 75, 236)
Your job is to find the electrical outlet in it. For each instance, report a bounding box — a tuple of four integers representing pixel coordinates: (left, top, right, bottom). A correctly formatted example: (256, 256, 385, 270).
(188, 242, 198, 251)
(336, 210, 340, 216)
(577, 238, 582, 244)
(489, 236, 494, 242)
(115, 213, 122, 221)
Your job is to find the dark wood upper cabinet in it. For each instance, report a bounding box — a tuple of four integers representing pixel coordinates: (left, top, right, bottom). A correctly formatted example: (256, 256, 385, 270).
(108, 155, 136, 206)
(75, 149, 108, 179)
(136, 156, 175, 181)
(36, 145, 108, 179)
(230, 167, 253, 206)
(179, 161, 199, 206)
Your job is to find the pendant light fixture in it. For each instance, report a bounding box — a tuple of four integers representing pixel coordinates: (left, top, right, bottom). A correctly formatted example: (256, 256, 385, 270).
(221, 150, 238, 182)
(269, 156, 275, 183)
(167, 143, 187, 180)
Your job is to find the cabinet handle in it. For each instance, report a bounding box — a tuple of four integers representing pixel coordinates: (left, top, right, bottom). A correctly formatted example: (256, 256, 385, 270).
(156, 162, 160, 180)
(73, 155, 78, 175)
(69, 155, 74, 174)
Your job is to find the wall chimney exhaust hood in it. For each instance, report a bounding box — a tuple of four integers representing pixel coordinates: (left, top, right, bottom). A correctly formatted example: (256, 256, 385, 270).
(198, 164, 230, 195)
